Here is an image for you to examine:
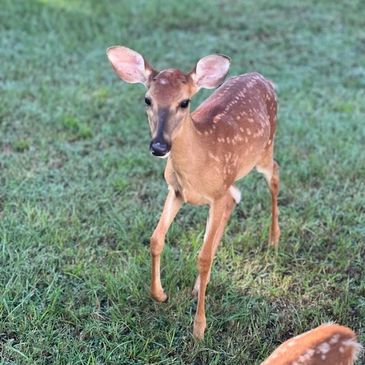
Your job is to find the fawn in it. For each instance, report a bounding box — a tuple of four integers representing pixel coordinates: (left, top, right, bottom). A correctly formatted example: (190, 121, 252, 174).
(107, 46, 280, 339)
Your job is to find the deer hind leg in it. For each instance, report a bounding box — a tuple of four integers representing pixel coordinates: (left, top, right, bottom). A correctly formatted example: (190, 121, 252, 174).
(150, 188, 183, 302)
(256, 145, 280, 246)
(193, 191, 236, 339)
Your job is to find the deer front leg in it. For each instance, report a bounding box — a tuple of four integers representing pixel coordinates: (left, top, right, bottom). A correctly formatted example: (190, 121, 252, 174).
(150, 188, 183, 302)
(193, 192, 235, 339)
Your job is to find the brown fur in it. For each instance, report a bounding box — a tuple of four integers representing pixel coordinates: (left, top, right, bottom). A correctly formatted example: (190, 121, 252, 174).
(150, 71, 281, 339)
(107, 47, 280, 339)
(167, 72, 277, 204)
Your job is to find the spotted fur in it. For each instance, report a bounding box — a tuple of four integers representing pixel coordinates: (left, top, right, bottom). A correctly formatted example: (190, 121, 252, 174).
(261, 324, 362, 365)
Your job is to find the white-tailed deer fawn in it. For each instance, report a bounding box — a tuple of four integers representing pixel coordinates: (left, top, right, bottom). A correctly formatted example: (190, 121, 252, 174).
(261, 324, 362, 365)
(107, 46, 280, 339)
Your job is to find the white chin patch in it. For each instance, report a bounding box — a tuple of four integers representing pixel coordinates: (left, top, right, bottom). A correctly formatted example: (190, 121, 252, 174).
(156, 152, 170, 159)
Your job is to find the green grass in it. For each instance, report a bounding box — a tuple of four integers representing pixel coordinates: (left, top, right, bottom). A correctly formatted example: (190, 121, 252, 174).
(0, 0, 364, 364)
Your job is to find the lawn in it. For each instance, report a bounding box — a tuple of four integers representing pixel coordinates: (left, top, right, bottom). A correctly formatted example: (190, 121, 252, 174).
(0, 0, 364, 364)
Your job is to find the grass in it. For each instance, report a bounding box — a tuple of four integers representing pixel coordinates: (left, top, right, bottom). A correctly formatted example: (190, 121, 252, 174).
(0, 0, 364, 364)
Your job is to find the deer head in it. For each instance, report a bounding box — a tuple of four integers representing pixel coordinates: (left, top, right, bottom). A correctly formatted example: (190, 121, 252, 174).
(106, 46, 230, 158)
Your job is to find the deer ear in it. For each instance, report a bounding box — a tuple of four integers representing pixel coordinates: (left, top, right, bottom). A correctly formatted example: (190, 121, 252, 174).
(191, 54, 230, 89)
(106, 46, 156, 86)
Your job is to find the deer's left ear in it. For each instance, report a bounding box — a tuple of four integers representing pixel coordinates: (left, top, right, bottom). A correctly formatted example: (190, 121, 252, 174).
(190, 54, 230, 90)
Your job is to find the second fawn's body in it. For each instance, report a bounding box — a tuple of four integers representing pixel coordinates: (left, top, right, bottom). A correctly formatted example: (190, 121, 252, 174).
(262, 324, 362, 365)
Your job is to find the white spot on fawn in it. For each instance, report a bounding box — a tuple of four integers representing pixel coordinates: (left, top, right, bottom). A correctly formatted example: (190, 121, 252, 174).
(330, 334, 340, 344)
(229, 186, 241, 203)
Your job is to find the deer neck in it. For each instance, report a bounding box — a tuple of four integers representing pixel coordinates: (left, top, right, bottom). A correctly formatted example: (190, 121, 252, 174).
(170, 113, 206, 174)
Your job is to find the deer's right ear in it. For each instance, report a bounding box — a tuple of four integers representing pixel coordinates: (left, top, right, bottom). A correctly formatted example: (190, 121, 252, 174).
(106, 46, 156, 86)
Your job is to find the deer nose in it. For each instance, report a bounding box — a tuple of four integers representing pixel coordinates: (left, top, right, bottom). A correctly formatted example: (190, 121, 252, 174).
(150, 141, 170, 157)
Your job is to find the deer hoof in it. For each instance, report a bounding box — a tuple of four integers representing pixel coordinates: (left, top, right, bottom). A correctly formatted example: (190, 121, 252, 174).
(193, 319, 206, 340)
(151, 290, 168, 303)
(269, 226, 280, 246)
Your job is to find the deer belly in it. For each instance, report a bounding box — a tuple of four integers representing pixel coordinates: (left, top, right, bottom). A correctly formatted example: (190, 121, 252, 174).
(181, 188, 209, 205)
(236, 159, 258, 181)
(235, 138, 269, 180)
(181, 173, 229, 205)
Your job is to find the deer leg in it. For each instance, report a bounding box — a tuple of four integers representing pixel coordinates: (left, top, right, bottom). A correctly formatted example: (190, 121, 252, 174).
(269, 160, 280, 245)
(193, 192, 235, 339)
(192, 186, 237, 297)
(150, 188, 183, 302)
(256, 146, 280, 246)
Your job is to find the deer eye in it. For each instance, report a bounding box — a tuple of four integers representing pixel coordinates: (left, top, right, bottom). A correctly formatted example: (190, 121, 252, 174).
(145, 97, 152, 106)
(179, 99, 190, 108)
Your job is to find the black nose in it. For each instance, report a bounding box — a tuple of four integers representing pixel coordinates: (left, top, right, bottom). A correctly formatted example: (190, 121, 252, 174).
(150, 141, 170, 157)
